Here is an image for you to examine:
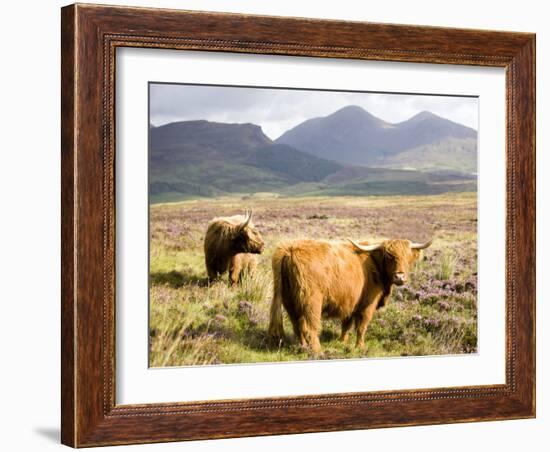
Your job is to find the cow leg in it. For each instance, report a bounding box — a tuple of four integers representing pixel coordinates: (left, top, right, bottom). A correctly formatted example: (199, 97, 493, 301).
(246, 256, 258, 277)
(296, 298, 322, 354)
(287, 315, 301, 341)
(297, 317, 320, 353)
(205, 259, 215, 282)
(355, 302, 378, 350)
(206, 256, 227, 284)
(297, 318, 310, 349)
(228, 266, 240, 286)
(340, 316, 354, 344)
(207, 267, 219, 283)
(308, 329, 322, 355)
(228, 255, 241, 286)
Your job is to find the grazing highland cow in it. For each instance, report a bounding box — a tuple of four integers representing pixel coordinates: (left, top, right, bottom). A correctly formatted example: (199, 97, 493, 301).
(204, 211, 265, 285)
(268, 238, 432, 353)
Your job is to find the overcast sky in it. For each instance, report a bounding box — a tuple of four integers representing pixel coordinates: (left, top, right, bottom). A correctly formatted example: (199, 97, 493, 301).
(150, 83, 478, 140)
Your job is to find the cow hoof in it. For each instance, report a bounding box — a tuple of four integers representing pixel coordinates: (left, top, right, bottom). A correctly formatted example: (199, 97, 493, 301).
(269, 336, 285, 349)
(355, 343, 367, 352)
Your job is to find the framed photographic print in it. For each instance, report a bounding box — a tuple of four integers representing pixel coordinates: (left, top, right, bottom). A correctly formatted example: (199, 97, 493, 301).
(61, 3, 536, 447)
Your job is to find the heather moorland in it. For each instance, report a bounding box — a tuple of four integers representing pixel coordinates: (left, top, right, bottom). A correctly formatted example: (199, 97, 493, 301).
(149, 192, 477, 367)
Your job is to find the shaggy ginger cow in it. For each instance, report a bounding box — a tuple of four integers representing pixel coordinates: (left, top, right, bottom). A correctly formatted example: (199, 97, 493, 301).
(268, 238, 432, 353)
(204, 211, 265, 285)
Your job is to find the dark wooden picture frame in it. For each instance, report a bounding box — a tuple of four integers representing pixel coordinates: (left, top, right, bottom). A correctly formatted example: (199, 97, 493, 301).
(61, 3, 535, 447)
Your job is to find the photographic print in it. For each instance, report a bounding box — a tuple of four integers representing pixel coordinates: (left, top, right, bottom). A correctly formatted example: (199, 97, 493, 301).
(148, 83, 479, 367)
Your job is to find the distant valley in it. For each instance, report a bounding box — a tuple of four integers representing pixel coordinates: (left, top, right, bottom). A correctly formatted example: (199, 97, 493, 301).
(149, 106, 477, 203)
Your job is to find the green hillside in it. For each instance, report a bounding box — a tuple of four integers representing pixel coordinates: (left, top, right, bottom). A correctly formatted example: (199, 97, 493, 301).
(375, 137, 477, 174)
(149, 115, 477, 204)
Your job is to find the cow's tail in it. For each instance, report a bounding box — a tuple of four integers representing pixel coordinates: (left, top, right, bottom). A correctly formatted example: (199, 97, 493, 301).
(268, 250, 290, 344)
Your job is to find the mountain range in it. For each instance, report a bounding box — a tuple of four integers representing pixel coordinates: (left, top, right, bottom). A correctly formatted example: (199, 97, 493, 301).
(149, 106, 477, 203)
(276, 105, 477, 172)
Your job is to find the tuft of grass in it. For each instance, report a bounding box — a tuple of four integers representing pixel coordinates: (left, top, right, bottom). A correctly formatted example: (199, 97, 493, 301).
(149, 300, 217, 367)
(435, 249, 458, 280)
(233, 268, 272, 303)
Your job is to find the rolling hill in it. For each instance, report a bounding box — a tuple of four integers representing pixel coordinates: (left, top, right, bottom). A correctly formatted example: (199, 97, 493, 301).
(149, 111, 477, 203)
(149, 121, 346, 202)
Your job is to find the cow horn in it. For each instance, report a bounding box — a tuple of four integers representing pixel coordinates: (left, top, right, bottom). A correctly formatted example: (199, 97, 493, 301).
(347, 238, 383, 252)
(240, 210, 252, 229)
(410, 239, 433, 249)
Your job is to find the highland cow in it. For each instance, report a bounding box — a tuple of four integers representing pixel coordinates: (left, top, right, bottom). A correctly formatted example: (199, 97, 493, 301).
(204, 211, 265, 285)
(268, 238, 432, 353)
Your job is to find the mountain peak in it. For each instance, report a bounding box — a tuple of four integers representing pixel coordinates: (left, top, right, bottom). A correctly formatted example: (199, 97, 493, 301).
(326, 105, 391, 129)
(408, 111, 440, 121)
(334, 105, 368, 114)
(331, 104, 379, 119)
(396, 111, 456, 129)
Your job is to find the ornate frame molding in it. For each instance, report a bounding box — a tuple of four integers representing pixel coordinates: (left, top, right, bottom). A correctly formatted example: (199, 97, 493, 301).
(61, 4, 535, 447)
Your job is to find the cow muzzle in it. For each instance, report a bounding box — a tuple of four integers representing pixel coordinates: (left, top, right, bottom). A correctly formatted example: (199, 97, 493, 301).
(393, 272, 407, 285)
(250, 241, 265, 254)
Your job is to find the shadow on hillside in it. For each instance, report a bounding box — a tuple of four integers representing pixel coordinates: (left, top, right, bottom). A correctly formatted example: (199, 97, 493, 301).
(150, 270, 209, 288)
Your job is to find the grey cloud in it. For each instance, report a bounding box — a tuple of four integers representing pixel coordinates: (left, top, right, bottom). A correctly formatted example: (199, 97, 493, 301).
(149, 83, 478, 140)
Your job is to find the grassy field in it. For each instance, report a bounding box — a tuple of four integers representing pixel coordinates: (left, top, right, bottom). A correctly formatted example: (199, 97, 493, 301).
(149, 192, 478, 367)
